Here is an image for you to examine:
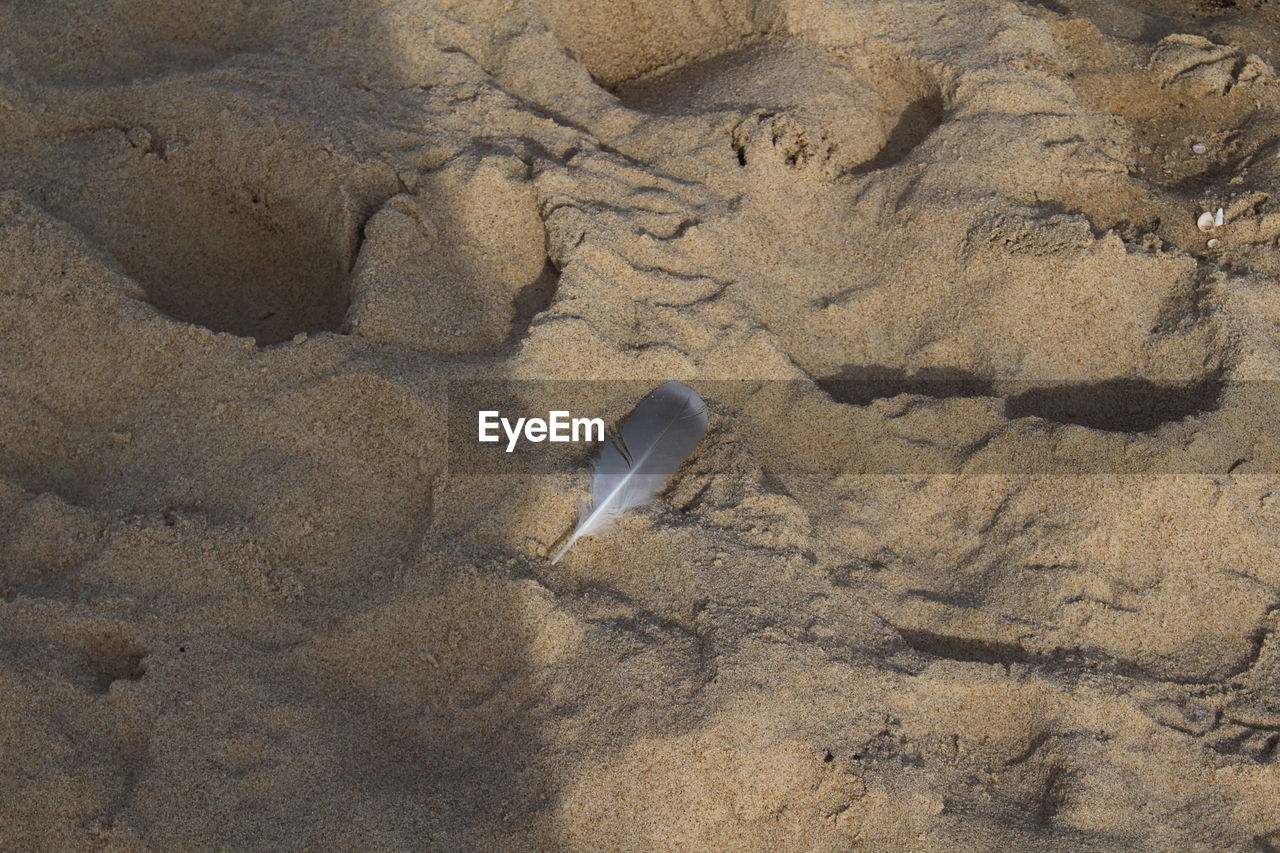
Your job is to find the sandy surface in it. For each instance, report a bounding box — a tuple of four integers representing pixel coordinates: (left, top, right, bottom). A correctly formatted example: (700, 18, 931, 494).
(2, 0, 1280, 849)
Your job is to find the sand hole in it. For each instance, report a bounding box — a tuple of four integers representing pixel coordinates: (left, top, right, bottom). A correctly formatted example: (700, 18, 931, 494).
(91, 135, 358, 345)
(79, 627, 149, 694)
(532, 0, 782, 88)
(850, 51, 948, 173)
(846, 88, 946, 173)
(107, 181, 352, 345)
(18, 126, 373, 345)
(818, 366, 995, 406)
(818, 368, 1223, 433)
(1003, 376, 1224, 432)
(616, 38, 946, 175)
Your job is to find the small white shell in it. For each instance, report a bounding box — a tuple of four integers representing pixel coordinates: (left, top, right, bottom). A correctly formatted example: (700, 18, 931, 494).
(1197, 211, 1216, 232)
(1215, 207, 1224, 227)
(1192, 142, 1207, 154)
(1207, 238, 1221, 249)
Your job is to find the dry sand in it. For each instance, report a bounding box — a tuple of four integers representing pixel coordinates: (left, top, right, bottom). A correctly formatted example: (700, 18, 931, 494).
(2, 0, 1280, 849)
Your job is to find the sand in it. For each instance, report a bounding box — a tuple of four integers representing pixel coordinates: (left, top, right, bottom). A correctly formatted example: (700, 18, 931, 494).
(2, 0, 1279, 849)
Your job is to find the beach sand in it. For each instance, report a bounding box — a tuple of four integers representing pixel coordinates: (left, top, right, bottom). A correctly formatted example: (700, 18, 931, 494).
(2, 0, 1279, 849)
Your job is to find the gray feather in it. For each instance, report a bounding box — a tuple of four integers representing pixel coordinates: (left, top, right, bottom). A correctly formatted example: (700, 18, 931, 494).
(551, 381, 708, 564)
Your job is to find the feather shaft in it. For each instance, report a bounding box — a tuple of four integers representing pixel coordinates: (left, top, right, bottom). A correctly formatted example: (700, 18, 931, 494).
(551, 381, 707, 563)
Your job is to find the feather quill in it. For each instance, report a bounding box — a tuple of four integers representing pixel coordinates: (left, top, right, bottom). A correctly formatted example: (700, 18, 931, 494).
(551, 381, 708, 564)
